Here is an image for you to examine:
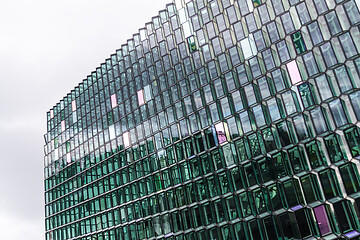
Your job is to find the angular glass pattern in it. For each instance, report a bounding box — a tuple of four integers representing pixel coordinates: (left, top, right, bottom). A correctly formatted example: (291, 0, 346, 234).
(44, 0, 360, 239)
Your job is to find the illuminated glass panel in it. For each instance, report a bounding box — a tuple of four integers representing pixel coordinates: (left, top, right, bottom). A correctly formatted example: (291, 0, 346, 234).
(287, 60, 302, 85)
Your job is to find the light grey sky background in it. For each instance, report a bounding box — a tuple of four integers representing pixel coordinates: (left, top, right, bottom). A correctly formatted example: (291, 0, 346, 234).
(0, 0, 170, 239)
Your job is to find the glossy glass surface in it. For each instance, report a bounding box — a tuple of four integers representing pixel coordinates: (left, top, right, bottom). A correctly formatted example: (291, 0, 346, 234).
(44, 0, 360, 239)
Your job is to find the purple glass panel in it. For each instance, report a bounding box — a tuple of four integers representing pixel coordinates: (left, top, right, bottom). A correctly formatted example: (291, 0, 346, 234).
(345, 231, 360, 238)
(291, 204, 303, 211)
(314, 205, 331, 235)
(164, 233, 174, 238)
(215, 123, 227, 144)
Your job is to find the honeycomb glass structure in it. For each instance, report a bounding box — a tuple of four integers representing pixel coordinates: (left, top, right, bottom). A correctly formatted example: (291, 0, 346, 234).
(44, 0, 360, 239)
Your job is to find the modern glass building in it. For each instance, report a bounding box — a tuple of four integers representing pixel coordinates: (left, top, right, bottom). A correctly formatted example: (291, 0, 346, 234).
(44, 0, 360, 239)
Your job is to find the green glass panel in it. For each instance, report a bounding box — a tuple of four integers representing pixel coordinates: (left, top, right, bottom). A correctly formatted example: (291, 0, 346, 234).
(283, 179, 304, 208)
(253, 0, 262, 6)
(339, 163, 360, 195)
(272, 152, 292, 178)
(187, 36, 197, 52)
(300, 174, 323, 203)
(298, 82, 315, 108)
(344, 126, 360, 157)
(292, 31, 307, 54)
(230, 166, 244, 191)
(268, 183, 284, 211)
(324, 134, 347, 163)
(258, 157, 276, 182)
(239, 191, 254, 217)
(253, 187, 269, 214)
(305, 140, 326, 169)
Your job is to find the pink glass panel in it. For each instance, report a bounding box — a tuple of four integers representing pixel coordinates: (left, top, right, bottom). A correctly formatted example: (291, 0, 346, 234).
(137, 90, 145, 106)
(123, 132, 130, 148)
(287, 60, 302, 85)
(72, 100, 76, 111)
(111, 94, 117, 108)
(215, 123, 227, 144)
(314, 205, 331, 235)
(66, 153, 71, 163)
(61, 120, 65, 132)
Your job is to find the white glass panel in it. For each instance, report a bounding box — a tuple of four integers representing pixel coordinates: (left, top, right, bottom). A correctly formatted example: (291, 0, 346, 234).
(123, 131, 130, 148)
(183, 21, 192, 38)
(109, 124, 116, 140)
(72, 100, 76, 111)
(144, 85, 152, 101)
(61, 120, 65, 132)
(66, 153, 71, 163)
(111, 94, 117, 108)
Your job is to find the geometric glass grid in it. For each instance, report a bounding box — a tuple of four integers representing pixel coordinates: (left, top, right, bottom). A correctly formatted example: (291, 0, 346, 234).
(44, 0, 360, 239)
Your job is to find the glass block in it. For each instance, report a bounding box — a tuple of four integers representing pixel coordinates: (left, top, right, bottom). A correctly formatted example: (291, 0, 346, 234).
(286, 61, 302, 85)
(292, 31, 306, 54)
(313, 205, 332, 235)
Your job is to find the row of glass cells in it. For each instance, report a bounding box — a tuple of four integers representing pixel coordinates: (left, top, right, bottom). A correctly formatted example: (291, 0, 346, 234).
(43, 52, 360, 178)
(45, 125, 360, 239)
(47, 199, 360, 240)
(44, 0, 360, 174)
(46, 0, 360, 134)
(44, 77, 360, 198)
(45, 123, 360, 206)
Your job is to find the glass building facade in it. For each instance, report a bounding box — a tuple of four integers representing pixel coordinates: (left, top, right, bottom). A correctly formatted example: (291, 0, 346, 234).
(44, 0, 360, 239)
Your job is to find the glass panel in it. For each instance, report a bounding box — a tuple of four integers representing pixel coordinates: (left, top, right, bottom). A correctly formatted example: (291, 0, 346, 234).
(313, 205, 332, 235)
(292, 31, 306, 54)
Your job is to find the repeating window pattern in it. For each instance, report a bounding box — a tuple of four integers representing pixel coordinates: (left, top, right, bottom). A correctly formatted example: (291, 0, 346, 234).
(44, 0, 360, 239)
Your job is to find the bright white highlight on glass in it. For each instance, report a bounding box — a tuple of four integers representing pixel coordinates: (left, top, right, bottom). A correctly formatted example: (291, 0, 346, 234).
(287, 60, 302, 84)
(137, 90, 145, 106)
(61, 120, 65, 132)
(72, 100, 76, 111)
(123, 131, 130, 148)
(140, 29, 147, 41)
(240, 34, 257, 59)
(66, 153, 71, 163)
(179, 9, 187, 23)
(109, 125, 116, 140)
(183, 21, 192, 38)
(247, 0, 254, 12)
(175, 0, 183, 10)
(50, 110, 54, 119)
(111, 94, 117, 108)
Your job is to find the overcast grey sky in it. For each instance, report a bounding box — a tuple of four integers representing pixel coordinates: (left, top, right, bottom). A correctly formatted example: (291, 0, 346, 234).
(0, 0, 170, 239)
